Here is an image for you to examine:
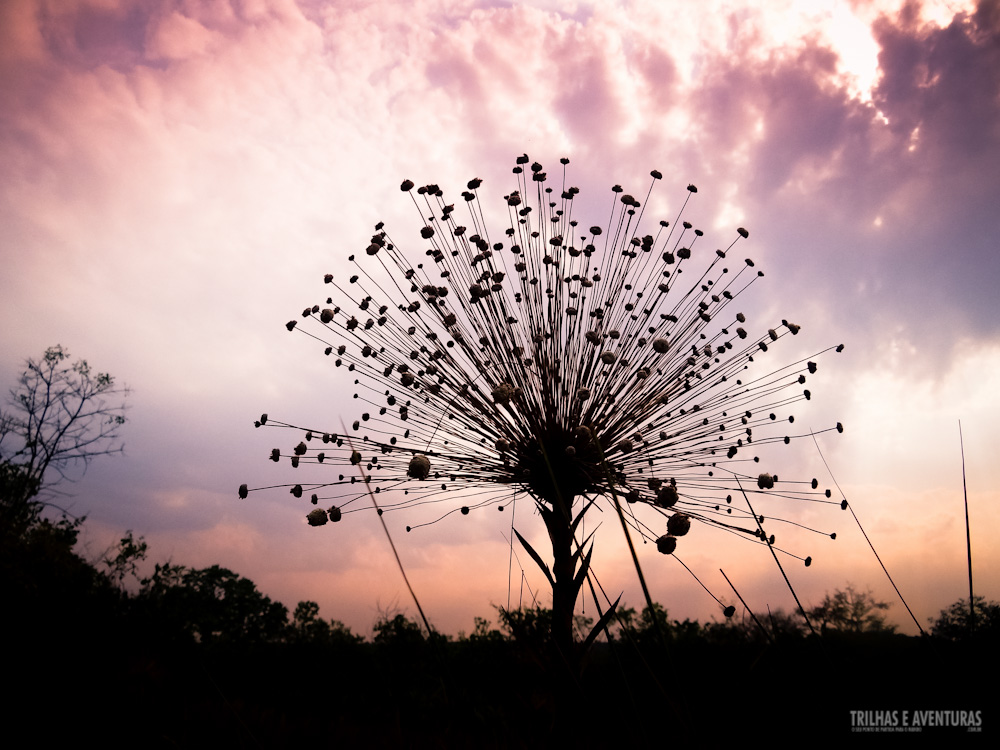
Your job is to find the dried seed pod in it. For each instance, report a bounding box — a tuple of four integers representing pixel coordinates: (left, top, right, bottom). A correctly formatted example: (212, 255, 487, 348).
(307, 509, 328, 527)
(655, 485, 679, 508)
(492, 382, 517, 405)
(408, 454, 431, 480)
(667, 512, 691, 537)
(656, 535, 677, 554)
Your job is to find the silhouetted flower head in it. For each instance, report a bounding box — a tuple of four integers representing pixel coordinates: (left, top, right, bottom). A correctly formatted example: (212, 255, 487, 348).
(245, 156, 842, 561)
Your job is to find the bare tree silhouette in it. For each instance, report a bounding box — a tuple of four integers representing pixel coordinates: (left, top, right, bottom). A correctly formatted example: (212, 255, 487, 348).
(1, 345, 129, 527)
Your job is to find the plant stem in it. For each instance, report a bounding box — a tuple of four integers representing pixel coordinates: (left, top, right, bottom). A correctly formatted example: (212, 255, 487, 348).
(542, 502, 577, 664)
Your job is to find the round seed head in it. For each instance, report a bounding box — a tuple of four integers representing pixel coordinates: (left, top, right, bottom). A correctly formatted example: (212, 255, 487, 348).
(408, 454, 431, 480)
(656, 485, 679, 508)
(656, 535, 677, 554)
(307, 509, 328, 526)
(492, 382, 517, 405)
(667, 512, 691, 536)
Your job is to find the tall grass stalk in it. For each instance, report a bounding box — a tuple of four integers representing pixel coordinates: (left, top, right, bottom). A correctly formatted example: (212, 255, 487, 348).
(810, 432, 926, 635)
(960, 420, 974, 629)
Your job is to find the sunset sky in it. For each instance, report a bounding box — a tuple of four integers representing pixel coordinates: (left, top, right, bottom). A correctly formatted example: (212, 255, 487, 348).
(2, 0, 998, 637)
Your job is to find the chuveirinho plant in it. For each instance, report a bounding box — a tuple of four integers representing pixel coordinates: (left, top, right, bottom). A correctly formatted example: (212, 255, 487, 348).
(242, 155, 843, 662)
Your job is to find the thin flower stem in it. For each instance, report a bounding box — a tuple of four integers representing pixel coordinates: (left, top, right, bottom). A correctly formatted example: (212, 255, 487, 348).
(810, 431, 926, 635)
(342, 424, 434, 639)
(736, 477, 816, 636)
(719, 568, 772, 643)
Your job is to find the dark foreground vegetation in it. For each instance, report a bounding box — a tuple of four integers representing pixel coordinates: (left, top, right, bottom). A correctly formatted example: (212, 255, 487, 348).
(1, 346, 994, 745)
(3, 501, 996, 747)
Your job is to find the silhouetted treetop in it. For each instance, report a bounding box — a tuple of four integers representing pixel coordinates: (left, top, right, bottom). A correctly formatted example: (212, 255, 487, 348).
(1, 345, 129, 526)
